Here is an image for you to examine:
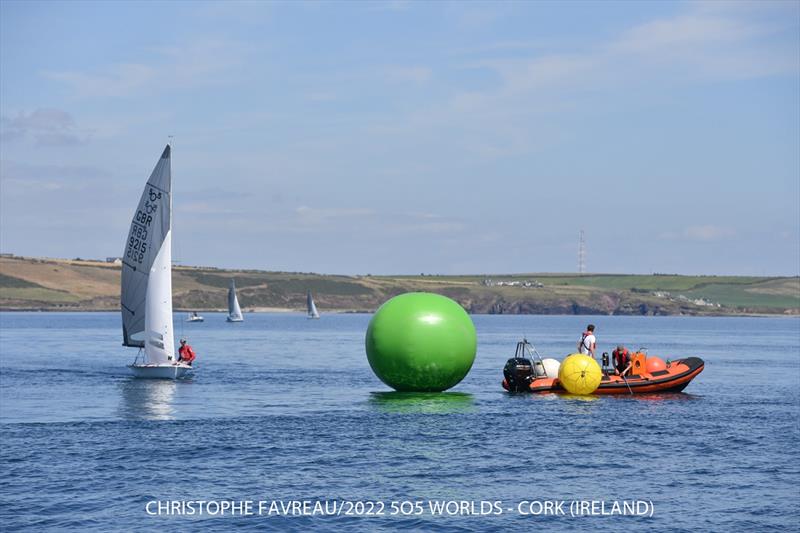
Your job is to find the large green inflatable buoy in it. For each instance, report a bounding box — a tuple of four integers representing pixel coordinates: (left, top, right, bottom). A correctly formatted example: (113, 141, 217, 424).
(365, 292, 477, 392)
(558, 353, 602, 395)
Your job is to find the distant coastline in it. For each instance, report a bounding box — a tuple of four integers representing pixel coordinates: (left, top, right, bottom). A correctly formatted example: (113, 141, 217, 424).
(1, 255, 797, 317)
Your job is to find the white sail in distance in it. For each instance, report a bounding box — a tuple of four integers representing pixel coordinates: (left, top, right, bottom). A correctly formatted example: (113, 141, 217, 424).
(307, 291, 320, 319)
(120, 145, 175, 364)
(228, 279, 243, 321)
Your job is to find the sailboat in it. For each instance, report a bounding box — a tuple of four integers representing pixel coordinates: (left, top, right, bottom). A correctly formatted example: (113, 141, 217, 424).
(186, 311, 204, 322)
(121, 145, 192, 379)
(307, 291, 320, 319)
(227, 279, 244, 322)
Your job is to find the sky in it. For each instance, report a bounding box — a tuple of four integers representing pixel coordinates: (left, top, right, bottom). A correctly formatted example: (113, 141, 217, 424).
(1, 0, 798, 276)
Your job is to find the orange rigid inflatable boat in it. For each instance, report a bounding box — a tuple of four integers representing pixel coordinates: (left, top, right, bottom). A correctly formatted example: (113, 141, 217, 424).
(502, 342, 705, 395)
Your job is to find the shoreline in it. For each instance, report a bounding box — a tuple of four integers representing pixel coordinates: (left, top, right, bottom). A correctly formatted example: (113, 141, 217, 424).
(0, 307, 796, 318)
(2, 255, 797, 318)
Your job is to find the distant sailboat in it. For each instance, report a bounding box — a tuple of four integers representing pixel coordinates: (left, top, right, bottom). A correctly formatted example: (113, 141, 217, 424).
(121, 144, 192, 379)
(186, 311, 204, 322)
(307, 291, 320, 319)
(227, 279, 244, 322)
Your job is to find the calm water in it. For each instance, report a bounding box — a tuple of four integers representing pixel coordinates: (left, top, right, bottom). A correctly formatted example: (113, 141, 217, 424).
(1, 312, 798, 531)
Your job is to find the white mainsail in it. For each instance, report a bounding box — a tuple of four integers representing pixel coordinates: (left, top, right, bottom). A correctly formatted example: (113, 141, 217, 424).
(227, 279, 243, 321)
(121, 145, 175, 365)
(307, 291, 320, 319)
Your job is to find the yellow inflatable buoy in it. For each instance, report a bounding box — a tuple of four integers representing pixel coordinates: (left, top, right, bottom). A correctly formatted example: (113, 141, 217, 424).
(558, 354, 602, 395)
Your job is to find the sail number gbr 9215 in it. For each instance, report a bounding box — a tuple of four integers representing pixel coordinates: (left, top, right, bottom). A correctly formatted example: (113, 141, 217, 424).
(126, 188, 160, 264)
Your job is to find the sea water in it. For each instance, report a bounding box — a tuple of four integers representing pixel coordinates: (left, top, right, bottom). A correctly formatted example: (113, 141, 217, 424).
(0, 312, 798, 531)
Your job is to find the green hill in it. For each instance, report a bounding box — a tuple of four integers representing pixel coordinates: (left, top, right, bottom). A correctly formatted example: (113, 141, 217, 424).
(0, 255, 797, 316)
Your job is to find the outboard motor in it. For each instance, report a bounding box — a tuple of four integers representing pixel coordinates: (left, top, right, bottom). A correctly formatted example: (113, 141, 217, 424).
(503, 357, 534, 392)
(503, 340, 535, 392)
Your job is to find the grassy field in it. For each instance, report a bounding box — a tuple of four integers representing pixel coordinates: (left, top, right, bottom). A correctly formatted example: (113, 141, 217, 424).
(679, 279, 800, 309)
(0, 255, 797, 315)
(379, 272, 799, 311)
(0, 286, 82, 303)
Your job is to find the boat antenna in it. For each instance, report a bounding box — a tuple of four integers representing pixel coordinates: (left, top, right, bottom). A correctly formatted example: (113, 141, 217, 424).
(523, 336, 548, 376)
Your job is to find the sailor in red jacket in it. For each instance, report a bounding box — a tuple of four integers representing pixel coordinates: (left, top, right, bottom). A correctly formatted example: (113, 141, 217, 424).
(177, 338, 196, 366)
(612, 345, 630, 375)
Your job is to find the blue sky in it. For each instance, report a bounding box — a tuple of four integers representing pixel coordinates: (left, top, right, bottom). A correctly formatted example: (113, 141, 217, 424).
(1, 0, 798, 275)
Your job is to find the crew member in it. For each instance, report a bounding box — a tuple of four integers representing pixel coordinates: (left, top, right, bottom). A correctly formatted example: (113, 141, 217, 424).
(612, 345, 630, 375)
(177, 338, 196, 366)
(578, 324, 596, 359)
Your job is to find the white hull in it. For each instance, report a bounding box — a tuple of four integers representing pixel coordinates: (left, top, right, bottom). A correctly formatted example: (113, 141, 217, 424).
(128, 363, 192, 379)
(226, 317, 244, 322)
(307, 315, 320, 319)
(186, 317, 204, 322)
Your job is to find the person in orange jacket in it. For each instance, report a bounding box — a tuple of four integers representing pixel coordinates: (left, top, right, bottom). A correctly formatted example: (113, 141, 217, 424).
(177, 338, 196, 366)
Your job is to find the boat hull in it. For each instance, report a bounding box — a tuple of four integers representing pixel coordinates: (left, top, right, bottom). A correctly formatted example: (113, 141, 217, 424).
(226, 317, 243, 322)
(128, 364, 192, 379)
(503, 357, 704, 395)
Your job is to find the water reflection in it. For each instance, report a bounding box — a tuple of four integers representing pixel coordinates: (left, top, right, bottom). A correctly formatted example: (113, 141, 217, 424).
(559, 393, 601, 402)
(508, 391, 699, 404)
(368, 391, 475, 414)
(118, 379, 182, 420)
(608, 392, 701, 403)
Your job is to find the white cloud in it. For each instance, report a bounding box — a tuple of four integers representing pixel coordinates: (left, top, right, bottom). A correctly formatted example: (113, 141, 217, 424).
(605, 7, 797, 80)
(295, 206, 377, 224)
(0, 160, 109, 190)
(0, 109, 91, 146)
(385, 221, 465, 235)
(660, 225, 736, 241)
(290, 206, 465, 236)
(471, 54, 596, 94)
(449, 40, 548, 57)
(177, 202, 236, 215)
(368, 0, 413, 12)
(611, 15, 758, 54)
(684, 225, 736, 241)
(384, 66, 433, 85)
(466, 4, 796, 100)
(373, 1, 798, 162)
(148, 39, 251, 87)
(448, 4, 505, 30)
(43, 39, 250, 98)
(307, 92, 338, 102)
(44, 64, 155, 99)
